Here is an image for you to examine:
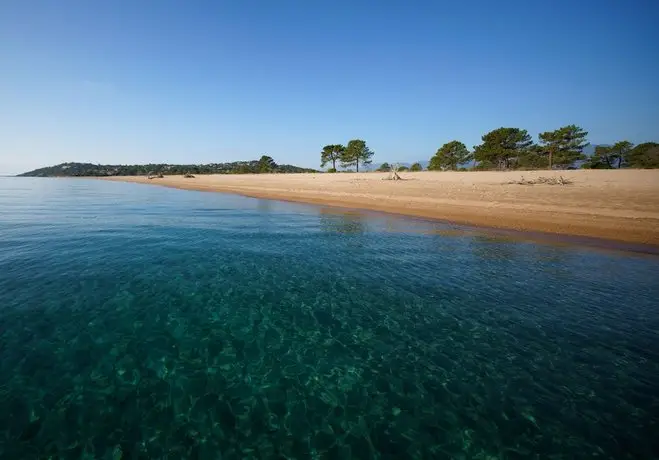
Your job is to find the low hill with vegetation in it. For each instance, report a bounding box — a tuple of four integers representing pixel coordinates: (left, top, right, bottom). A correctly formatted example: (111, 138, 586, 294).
(17, 156, 317, 177)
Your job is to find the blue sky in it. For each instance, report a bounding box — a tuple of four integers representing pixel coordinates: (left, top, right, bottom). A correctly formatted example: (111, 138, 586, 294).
(1, 0, 658, 174)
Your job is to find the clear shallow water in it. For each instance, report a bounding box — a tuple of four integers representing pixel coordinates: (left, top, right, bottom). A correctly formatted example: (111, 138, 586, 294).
(1, 178, 658, 459)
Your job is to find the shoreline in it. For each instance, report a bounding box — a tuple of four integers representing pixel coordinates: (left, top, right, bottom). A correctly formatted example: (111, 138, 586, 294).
(97, 170, 659, 247)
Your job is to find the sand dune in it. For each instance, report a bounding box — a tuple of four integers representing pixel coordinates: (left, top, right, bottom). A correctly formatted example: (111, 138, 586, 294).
(103, 170, 659, 246)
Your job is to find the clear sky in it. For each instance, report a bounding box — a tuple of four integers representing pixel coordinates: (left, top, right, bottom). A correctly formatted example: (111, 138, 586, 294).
(1, 0, 658, 174)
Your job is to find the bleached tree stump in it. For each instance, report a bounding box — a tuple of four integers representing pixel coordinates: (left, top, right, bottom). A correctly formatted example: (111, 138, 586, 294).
(383, 163, 402, 180)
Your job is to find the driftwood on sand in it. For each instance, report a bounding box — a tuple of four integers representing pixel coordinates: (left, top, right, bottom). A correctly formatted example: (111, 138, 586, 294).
(382, 163, 403, 181)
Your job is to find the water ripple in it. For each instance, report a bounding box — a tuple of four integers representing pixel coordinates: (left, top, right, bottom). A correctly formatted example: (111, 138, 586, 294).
(0, 178, 658, 459)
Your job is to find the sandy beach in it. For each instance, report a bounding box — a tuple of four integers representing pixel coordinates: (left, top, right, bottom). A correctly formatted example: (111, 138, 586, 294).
(103, 170, 659, 246)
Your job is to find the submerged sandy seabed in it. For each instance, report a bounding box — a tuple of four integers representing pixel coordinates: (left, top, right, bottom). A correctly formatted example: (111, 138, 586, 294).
(102, 170, 659, 246)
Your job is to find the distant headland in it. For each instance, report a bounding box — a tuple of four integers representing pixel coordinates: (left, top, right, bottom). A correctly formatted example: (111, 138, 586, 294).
(17, 156, 316, 177)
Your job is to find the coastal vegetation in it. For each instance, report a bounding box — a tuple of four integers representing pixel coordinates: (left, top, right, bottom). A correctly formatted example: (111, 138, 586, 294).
(18, 158, 317, 177)
(320, 140, 374, 172)
(429, 141, 473, 171)
(538, 125, 589, 169)
(583, 141, 659, 169)
(343, 139, 374, 172)
(325, 126, 658, 172)
(17, 129, 658, 178)
(320, 145, 345, 172)
(430, 126, 657, 170)
(622, 142, 659, 169)
(258, 155, 277, 173)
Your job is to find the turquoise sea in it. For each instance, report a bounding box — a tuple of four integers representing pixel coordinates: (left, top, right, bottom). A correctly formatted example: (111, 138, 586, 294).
(0, 177, 657, 459)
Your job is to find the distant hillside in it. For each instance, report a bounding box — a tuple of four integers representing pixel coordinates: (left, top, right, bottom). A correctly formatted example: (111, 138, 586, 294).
(18, 160, 317, 177)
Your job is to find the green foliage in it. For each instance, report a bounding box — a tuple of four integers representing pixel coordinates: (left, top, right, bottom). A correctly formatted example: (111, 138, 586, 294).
(377, 162, 391, 172)
(18, 160, 317, 177)
(258, 155, 277, 173)
(472, 160, 495, 171)
(429, 141, 472, 170)
(398, 165, 409, 172)
(326, 167, 337, 173)
(473, 128, 533, 170)
(584, 142, 633, 169)
(587, 145, 616, 169)
(410, 162, 423, 172)
(605, 141, 633, 168)
(341, 139, 374, 172)
(538, 125, 588, 169)
(516, 145, 549, 169)
(626, 142, 659, 168)
(582, 153, 611, 169)
(320, 144, 345, 170)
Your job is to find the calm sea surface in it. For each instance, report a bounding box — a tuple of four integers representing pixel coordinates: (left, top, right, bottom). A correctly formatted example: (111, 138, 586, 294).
(0, 177, 657, 459)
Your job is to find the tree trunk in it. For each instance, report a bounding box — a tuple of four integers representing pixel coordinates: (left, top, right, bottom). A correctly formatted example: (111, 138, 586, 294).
(356, 160, 359, 172)
(332, 159, 336, 170)
(548, 150, 553, 170)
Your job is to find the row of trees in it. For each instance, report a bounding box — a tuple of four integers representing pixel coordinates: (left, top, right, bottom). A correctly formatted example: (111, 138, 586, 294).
(324, 128, 658, 173)
(429, 125, 587, 171)
(428, 125, 658, 170)
(320, 140, 375, 172)
(587, 142, 659, 169)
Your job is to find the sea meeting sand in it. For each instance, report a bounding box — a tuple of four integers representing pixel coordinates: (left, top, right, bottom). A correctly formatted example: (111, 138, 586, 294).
(102, 170, 659, 247)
